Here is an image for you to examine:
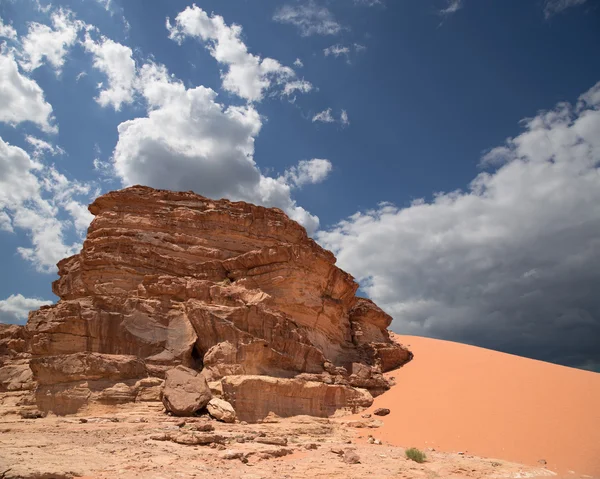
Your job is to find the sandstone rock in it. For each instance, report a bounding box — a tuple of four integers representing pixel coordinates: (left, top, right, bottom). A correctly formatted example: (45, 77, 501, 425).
(161, 366, 212, 416)
(150, 431, 224, 445)
(30, 353, 147, 385)
(0, 186, 411, 418)
(207, 397, 236, 423)
(258, 448, 294, 459)
(255, 436, 288, 446)
(221, 375, 373, 422)
(374, 407, 390, 416)
(343, 449, 361, 464)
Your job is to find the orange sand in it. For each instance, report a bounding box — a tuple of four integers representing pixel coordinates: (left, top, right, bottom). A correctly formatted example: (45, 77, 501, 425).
(367, 334, 600, 477)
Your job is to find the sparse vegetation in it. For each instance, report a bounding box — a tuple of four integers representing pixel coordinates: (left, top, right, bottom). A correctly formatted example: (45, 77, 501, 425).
(405, 447, 427, 463)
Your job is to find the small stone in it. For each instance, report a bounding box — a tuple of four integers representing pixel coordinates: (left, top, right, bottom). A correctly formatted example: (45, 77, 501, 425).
(255, 436, 288, 446)
(361, 414, 372, 419)
(538, 459, 547, 466)
(79, 418, 88, 423)
(343, 449, 361, 464)
(373, 408, 390, 416)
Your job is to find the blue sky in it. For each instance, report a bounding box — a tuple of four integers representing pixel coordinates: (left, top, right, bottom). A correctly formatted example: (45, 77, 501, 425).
(1, 0, 599, 370)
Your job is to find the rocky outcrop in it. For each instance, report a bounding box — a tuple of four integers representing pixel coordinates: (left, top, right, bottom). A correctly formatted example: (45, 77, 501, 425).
(0, 186, 411, 420)
(220, 375, 374, 422)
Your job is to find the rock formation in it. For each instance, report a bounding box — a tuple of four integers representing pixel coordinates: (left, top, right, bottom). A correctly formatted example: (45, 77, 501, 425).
(0, 186, 412, 420)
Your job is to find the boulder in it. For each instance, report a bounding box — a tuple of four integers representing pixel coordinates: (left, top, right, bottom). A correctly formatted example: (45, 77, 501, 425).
(161, 366, 212, 416)
(207, 397, 236, 423)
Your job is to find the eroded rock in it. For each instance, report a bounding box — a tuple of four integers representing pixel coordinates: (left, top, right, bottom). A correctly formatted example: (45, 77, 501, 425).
(0, 186, 411, 419)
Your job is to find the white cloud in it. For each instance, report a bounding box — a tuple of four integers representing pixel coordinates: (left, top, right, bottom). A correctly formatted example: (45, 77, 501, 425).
(312, 108, 349, 126)
(323, 44, 350, 60)
(167, 5, 311, 102)
(273, 1, 342, 37)
(0, 50, 56, 133)
(543, 0, 587, 17)
(439, 0, 464, 15)
(0, 136, 94, 272)
(294, 58, 303, 68)
(341, 109, 350, 127)
(354, 0, 383, 5)
(317, 81, 600, 369)
(284, 159, 332, 187)
(0, 16, 17, 40)
(324, 43, 365, 63)
(112, 62, 323, 234)
(25, 135, 65, 159)
(282, 79, 313, 96)
(312, 108, 335, 123)
(82, 31, 137, 110)
(19, 8, 83, 73)
(0, 294, 53, 324)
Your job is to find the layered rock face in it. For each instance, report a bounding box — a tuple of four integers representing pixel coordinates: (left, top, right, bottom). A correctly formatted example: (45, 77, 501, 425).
(0, 186, 412, 420)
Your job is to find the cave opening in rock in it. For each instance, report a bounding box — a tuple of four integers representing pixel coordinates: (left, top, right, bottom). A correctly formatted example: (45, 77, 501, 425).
(191, 344, 204, 371)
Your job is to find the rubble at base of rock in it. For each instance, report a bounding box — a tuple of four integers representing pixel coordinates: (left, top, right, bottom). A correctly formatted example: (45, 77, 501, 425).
(0, 186, 412, 421)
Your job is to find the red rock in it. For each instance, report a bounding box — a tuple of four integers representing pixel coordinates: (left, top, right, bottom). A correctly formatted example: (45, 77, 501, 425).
(0, 186, 411, 418)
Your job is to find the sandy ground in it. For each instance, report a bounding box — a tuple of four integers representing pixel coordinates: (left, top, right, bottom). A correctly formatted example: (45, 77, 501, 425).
(362, 334, 600, 478)
(0, 401, 557, 479)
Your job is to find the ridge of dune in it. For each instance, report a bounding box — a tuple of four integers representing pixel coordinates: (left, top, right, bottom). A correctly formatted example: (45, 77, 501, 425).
(365, 334, 600, 478)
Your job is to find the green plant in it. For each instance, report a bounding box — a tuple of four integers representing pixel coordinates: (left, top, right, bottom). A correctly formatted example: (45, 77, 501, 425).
(405, 447, 427, 463)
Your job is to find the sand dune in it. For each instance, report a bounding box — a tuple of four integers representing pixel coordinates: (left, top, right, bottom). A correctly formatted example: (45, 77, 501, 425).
(365, 334, 600, 477)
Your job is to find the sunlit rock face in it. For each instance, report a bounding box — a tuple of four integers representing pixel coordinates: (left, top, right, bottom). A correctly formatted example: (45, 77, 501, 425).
(0, 186, 412, 419)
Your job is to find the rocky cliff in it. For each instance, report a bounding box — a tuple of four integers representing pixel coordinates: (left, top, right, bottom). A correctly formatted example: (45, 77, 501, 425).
(0, 186, 412, 420)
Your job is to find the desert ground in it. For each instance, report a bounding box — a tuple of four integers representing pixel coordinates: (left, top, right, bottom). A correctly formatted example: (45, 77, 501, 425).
(0, 401, 558, 479)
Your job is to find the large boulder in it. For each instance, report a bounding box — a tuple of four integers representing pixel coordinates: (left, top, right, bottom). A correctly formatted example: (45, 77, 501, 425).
(161, 366, 211, 416)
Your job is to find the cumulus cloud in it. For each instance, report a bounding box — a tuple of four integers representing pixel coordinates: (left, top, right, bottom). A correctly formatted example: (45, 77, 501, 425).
(82, 31, 137, 110)
(293, 58, 303, 68)
(19, 8, 83, 73)
(112, 62, 325, 233)
(317, 81, 600, 370)
(0, 294, 53, 324)
(0, 16, 17, 40)
(543, 0, 587, 17)
(273, 1, 342, 37)
(283, 159, 332, 187)
(0, 51, 56, 133)
(167, 4, 311, 102)
(0, 136, 94, 272)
